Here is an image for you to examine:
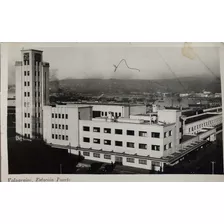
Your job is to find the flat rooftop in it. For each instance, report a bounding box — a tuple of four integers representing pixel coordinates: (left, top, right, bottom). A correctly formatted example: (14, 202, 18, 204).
(182, 135, 196, 143)
(185, 113, 217, 124)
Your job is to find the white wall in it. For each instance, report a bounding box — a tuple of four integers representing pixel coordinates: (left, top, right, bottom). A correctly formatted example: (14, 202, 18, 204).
(184, 114, 222, 135)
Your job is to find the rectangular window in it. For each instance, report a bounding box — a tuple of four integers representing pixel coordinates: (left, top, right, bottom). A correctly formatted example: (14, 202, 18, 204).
(27, 71, 30, 76)
(52, 124, 54, 128)
(83, 151, 90, 156)
(115, 129, 122, 135)
(28, 113, 30, 118)
(164, 145, 167, 151)
(139, 131, 147, 137)
(62, 114, 64, 119)
(55, 124, 57, 129)
(104, 154, 111, 160)
(104, 140, 111, 145)
(115, 141, 123, 147)
(83, 137, 90, 143)
(93, 153, 100, 158)
(119, 112, 121, 116)
(169, 143, 172, 148)
(59, 124, 61, 129)
(24, 82, 26, 86)
(126, 157, 135, 163)
(27, 123, 30, 128)
(52, 113, 54, 118)
(101, 112, 104, 116)
(93, 138, 100, 144)
(66, 136, 68, 140)
(152, 161, 160, 167)
(62, 125, 64, 129)
(24, 71, 26, 76)
(151, 132, 160, 138)
(152, 145, 160, 151)
(127, 142, 134, 148)
(59, 135, 61, 140)
(55, 114, 57, 118)
(115, 112, 118, 117)
(55, 135, 58, 139)
(139, 143, 147, 149)
(59, 114, 61, 119)
(27, 92, 30, 97)
(93, 127, 100, 132)
(83, 126, 90, 131)
(62, 135, 65, 140)
(164, 132, 167, 138)
(24, 92, 26, 97)
(127, 130, 135, 136)
(139, 159, 147, 165)
(52, 134, 54, 139)
(66, 114, 68, 119)
(105, 112, 107, 116)
(27, 82, 30, 86)
(24, 113, 27, 118)
(104, 128, 111, 133)
(38, 103, 40, 107)
(24, 123, 27, 128)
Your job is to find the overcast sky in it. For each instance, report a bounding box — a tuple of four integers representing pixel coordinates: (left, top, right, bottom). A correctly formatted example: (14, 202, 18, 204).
(8, 43, 220, 84)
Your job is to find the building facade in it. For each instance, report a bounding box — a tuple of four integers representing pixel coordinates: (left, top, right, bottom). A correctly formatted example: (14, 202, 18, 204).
(15, 49, 49, 139)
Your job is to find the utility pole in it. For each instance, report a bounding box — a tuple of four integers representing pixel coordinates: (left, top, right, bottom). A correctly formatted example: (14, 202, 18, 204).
(211, 161, 215, 174)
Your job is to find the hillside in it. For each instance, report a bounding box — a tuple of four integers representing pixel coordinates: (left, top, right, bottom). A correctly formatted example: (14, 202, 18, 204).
(50, 76, 221, 94)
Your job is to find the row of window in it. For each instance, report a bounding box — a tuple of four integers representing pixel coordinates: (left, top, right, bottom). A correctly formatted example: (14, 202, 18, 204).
(24, 113, 41, 119)
(52, 134, 68, 141)
(164, 131, 172, 138)
(101, 111, 122, 117)
(83, 126, 163, 138)
(24, 81, 30, 86)
(24, 71, 30, 76)
(188, 119, 220, 132)
(82, 137, 161, 151)
(24, 71, 41, 76)
(83, 151, 149, 165)
(24, 133, 31, 138)
(24, 123, 41, 128)
(24, 123, 30, 128)
(52, 124, 68, 130)
(24, 92, 30, 97)
(164, 143, 172, 151)
(52, 113, 68, 119)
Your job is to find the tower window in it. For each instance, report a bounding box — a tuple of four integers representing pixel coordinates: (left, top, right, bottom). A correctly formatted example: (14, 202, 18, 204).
(66, 114, 68, 119)
(24, 71, 26, 76)
(24, 82, 26, 86)
(24, 113, 27, 117)
(27, 71, 30, 76)
(66, 125, 68, 130)
(24, 92, 26, 97)
(62, 114, 64, 119)
(59, 114, 61, 119)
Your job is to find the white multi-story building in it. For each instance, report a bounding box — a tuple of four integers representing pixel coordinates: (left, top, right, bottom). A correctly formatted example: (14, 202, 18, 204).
(15, 49, 49, 139)
(15, 49, 223, 172)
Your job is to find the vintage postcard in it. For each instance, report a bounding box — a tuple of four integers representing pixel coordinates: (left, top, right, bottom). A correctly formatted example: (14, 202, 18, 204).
(1, 42, 224, 181)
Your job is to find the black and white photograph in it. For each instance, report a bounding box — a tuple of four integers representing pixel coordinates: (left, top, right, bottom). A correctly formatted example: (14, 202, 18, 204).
(7, 43, 223, 175)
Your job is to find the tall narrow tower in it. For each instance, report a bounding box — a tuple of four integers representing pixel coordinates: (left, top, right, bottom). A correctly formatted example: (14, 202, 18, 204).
(15, 49, 50, 140)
